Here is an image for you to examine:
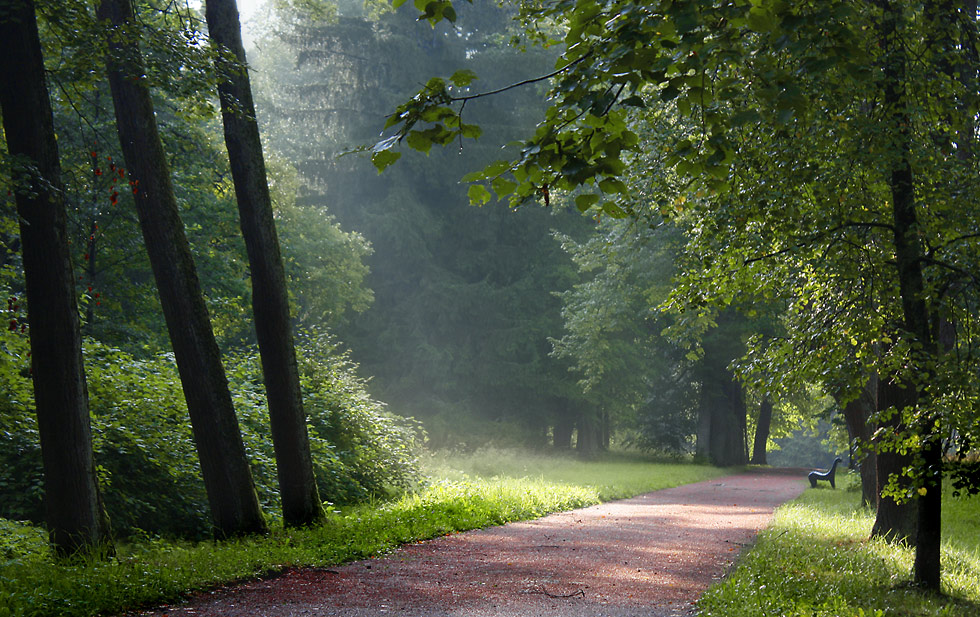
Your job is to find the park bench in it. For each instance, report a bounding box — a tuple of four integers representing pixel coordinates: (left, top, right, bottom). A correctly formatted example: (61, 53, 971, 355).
(808, 457, 843, 488)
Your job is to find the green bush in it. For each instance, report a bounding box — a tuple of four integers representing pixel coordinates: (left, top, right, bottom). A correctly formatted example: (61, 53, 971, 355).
(0, 320, 421, 539)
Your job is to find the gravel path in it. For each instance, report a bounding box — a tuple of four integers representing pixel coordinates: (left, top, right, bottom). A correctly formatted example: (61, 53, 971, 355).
(139, 467, 807, 617)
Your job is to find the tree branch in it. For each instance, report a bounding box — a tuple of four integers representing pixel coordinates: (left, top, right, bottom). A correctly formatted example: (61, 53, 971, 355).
(448, 51, 593, 103)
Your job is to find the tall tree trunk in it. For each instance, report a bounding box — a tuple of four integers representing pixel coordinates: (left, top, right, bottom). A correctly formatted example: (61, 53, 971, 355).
(0, 0, 112, 557)
(750, 397, 773, 465)
(877, 0, 941, 588)
(204, 0, 324, 527)
(98, 0, 267, 538)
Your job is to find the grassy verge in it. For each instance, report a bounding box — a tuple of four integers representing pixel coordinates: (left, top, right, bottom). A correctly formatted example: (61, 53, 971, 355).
(0, 450, 726, 617)
(697, 473, 980, 617)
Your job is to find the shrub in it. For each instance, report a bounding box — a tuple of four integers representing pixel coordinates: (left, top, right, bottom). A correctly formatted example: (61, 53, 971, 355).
(0, 323, 421, 539)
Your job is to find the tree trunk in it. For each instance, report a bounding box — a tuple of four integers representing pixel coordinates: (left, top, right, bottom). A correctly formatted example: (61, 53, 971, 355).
(553, 406, 574, 449)
(695, 394, 712, 462)
(870, 378, 917, 542)
(575, 408, 599, 459)
(750, 397, 773, 465)
(204, 0, 324, 528)
(0, 0, 112, 557)
(599, 410, 611, 451)
(839, 377, 878, 508)
(701, 368, 748, 467)
(98, 0, 267, 538)
(877, 0, 941, 588)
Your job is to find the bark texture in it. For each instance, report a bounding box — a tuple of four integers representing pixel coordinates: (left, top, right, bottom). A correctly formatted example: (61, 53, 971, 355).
(98, 0, 267, 537)
(205, 0, 324, 527)
(0, 0, 112, 557)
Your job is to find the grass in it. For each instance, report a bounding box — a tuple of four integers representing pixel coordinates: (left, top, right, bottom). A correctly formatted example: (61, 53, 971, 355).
(0, 449, 725, 617)
(697, 472, 980, 617)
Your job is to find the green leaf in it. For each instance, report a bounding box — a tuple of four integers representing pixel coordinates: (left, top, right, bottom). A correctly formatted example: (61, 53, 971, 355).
(406, 130, 435, 154)
(601, 201, 628, 218)
(575, 193, 600, 212)
(468, 184, 492, 206)
(461, 169, 488, 182)
(460, 123, 483, 139)
(450, 70, 478, 87)
(491, 176, 517, 198)
(372, 150, 401, 172)
(598, 178, 628, 194)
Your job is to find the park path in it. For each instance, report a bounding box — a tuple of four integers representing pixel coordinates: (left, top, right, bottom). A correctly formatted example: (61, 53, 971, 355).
(138, 468, 807, 617)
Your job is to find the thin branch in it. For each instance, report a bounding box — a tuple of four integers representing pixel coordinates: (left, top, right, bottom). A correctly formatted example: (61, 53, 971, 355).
(742, 221, 894, 266)
(448, 51, 594, 103)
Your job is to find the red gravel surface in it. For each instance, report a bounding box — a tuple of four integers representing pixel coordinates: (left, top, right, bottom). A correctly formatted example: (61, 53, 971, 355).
(138, 467, 807, 617)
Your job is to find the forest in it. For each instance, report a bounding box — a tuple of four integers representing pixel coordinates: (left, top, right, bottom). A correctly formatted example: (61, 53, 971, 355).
(1, 0, 979, 611)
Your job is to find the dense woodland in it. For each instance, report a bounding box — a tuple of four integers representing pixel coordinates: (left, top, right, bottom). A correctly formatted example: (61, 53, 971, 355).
(1, 0, 979, 594)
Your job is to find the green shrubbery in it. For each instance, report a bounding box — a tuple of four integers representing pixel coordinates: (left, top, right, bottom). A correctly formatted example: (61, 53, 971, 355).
(0, 320, 422, 539)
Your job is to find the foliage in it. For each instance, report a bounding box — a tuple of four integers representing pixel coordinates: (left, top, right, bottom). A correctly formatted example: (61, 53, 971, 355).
(268, 152, 374, 329)
(0, 455, 722, 617)
(698, 476, 980, 616)
(252, 0, 593, 443)
(551, 219, 698, 452)
(0, 288, 422, 538)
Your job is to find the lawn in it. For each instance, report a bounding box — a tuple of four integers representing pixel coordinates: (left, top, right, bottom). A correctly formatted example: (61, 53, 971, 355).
(697, 472, 980, 617)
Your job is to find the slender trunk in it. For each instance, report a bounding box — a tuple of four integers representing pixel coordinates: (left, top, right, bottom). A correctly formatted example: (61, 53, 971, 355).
(750, 397, 773, 465)
(204, 0, 324, 527)
(600, 410, 611, 451)
(0, 0, 111, 557)
(98, 0, 267, 537)
(878, 0, 940, 588)
(696, 391, 711, 461)
(84, 218, 98, 327)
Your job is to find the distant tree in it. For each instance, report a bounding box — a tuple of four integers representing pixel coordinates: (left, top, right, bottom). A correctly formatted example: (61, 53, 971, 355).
(0, 0, 112, 556)
(205, 0, 324, 528)
(98, 0, 267, 537)
(253, 1, 587, 445)
(750, 398, 772, 465)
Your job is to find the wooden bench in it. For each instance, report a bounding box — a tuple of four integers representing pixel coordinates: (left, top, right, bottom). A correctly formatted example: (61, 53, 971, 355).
(808, 457, 843, 488)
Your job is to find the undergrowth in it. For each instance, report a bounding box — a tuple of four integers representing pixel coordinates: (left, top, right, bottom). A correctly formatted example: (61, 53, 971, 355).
(0, 451, 722, 617)
(697, 473, 980, 617)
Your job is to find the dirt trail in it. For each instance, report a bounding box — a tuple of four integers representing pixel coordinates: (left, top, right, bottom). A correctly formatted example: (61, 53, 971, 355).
(138, 468, 808, 617)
